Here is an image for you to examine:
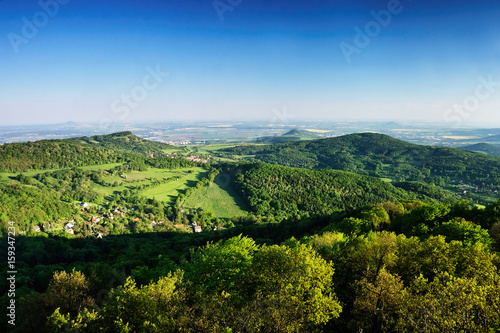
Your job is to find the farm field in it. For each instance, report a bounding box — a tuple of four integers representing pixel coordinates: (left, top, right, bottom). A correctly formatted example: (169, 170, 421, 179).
(91, 167, 208, 202)
(138, 167, 209, 203)
(183, 174, 249, 218)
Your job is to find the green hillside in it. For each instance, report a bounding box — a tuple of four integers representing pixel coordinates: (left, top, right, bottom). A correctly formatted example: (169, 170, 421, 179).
(461, 142, 500, 156)
(183, 174, 249, 218)
(224, 133, 500, 187)
(0, 131, 176, 172)
(230, 162, 446, 217)
(0, 139, 124, 172)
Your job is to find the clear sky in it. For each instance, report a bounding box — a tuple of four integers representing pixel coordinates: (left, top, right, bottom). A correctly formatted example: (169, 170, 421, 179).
(0, 0, 499, 126)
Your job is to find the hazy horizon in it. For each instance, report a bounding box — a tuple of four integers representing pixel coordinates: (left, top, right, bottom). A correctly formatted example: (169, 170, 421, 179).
(1, 0, 499, 127)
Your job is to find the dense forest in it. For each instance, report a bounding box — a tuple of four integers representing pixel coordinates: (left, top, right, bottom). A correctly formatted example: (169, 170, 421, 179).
(2, 131, 500, 332)
(228, 162, 457, 219)
(2, 199, 500, 332)
(0, 140, 124, 172)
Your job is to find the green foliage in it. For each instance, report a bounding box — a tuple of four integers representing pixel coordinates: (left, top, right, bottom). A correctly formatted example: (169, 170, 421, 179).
(48, 272, 187, 333)
(399, 272, 500, 332)
(186, 235, 257, 297)
(44, 269, 94, 317)
(45, 237, 341, 333)
(433, 219, 493, 248)
(249, 240, 342, 331)
(0, 183, 75, 233)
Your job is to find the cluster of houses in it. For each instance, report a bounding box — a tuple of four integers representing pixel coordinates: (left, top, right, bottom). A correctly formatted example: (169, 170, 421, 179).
(191, 221, 202, 233)
(454, 182, 500, 197)
(32, 222, 52, 233)
(32, 202, 214, 236)
(185, 155, 209, 163)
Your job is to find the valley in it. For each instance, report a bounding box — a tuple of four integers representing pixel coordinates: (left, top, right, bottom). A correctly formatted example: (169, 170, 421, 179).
(2, 129, 500, 332)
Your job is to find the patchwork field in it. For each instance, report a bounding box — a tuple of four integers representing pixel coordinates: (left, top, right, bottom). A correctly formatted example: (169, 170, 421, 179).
(91, 167, 208, 202)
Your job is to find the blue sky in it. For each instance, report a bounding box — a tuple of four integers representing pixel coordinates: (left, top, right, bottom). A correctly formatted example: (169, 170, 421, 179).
(0, 0, 499, 126)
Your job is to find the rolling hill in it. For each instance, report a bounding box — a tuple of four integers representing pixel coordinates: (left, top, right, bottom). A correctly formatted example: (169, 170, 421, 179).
(229, 162, 456, 217)
(224, 132, 500, 187)
(0, 132, 174, 172)
(68, 131, 174, 156)
(461, 143, 500, 156)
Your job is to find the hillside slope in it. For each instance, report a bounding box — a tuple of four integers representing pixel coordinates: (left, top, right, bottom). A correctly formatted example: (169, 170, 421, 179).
(230, 162, 453, 217)
(461, 143, 500, 156)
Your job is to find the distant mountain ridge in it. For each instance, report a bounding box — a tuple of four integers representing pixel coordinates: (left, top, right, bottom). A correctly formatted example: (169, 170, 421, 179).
(254, 128, 320, 143)
(461, 143, 500, 156)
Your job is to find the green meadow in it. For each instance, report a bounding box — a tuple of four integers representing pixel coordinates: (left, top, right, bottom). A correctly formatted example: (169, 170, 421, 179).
(183, 174, 248, 218)
(0, 163, 124, 181)
(91, 167, 208, 202)
(139, 168, 209, 203)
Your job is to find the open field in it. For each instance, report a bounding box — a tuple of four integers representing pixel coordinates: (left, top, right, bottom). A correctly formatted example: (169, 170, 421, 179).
(183, 174, 249, 218)
(139, 168, 208, 203)
(91, 167, 208, 201)
(0, 163, 124, 181)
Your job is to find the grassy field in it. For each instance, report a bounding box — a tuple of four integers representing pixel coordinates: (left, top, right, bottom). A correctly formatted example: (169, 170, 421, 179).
(183, 174, 249, 218)
(91, 167, 208, 202)
(0, 163, 124, 181)
(139, 168, 208, 203)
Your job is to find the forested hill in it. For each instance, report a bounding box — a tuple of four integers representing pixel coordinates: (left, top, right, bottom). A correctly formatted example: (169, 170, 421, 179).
(0, 132, 172, 172)
(254, 128, 320, 143)
(461, 142, 500, 156)
(67, 131, 173, 156)
(229, 162, 449, 218)
(224, 132, 500, 186)
(0, 139, 124, 172)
